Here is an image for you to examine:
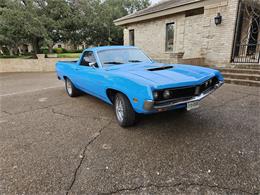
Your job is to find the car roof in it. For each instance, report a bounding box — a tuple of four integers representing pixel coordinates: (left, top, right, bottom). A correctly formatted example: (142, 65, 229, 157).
(84, 45, 138, 52)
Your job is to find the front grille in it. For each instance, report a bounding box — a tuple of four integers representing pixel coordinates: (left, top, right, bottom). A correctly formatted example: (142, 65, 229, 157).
(154, 77, 219, 104)
(199, 76, 218, 93)
(171, 86, 196, 99)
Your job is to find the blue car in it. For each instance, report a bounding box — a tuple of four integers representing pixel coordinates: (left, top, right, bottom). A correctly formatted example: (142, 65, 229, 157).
(56, 46, 224, 127)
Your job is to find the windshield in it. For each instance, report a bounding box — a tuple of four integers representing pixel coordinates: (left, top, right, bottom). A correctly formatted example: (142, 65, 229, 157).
(98, 48, 151, 67)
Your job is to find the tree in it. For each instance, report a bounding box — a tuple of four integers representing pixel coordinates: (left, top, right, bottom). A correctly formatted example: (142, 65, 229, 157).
(0, 0, 25, 55)
(0, 0, 50, 56)
(0, 0, 151, 55)
(79, 0, 151, 46)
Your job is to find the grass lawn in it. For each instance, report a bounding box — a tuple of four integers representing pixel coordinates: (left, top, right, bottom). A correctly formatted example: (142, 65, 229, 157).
(57, 53, 81, 58)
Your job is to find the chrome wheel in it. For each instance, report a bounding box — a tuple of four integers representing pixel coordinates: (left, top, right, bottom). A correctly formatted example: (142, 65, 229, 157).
(66, 79, 72, 95)
(64, 78, 80, 97)
(115, 97, 124, 122)
(114, 93, 136, 127)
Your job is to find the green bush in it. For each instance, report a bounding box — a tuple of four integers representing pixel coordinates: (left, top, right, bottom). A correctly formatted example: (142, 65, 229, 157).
(57, 53, 81, 58)
(41, 46, 49, 54)
(63, 49, 72, 53)
(2, 47, 10, 55)
(62, 49, 84, 53)
(53, 48, 64, 54)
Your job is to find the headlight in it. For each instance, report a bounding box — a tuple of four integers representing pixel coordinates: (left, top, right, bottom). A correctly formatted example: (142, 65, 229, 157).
(153, 91, 159, 100)
(205, 81, 209, 87)
(163, 90, 171, 99)
(153, 90, 172, 100)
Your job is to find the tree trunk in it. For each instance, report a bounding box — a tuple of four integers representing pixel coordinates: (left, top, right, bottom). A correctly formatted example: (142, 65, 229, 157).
(13, 47, 19, 55)
(31, 37, 40, 59)
(7, 46, 13, 56)
(73, 43, 77, 51)
(48, 45, 53, 53)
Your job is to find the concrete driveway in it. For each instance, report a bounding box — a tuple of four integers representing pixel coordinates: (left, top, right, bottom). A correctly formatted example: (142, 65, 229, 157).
(0, 72, 259, 194)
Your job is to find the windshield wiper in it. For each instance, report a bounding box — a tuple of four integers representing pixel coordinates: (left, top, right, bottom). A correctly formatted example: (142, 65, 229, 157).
(104, 61, 123, 65)
(129, 60, 143, 63)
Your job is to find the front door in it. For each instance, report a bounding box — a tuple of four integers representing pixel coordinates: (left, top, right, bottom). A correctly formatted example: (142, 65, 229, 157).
(75, 51, 104, 97)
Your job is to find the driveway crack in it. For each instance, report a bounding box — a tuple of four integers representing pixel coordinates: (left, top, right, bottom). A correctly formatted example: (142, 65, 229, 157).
(51, 108, 77, 119)
(108, 183, 181, 194)
(66, 119, 113, 195)
(1, 110, 12, 115)
(1, 102, 67, 116)
(107, 182, 257, 194)
(51, 108, 111, 121)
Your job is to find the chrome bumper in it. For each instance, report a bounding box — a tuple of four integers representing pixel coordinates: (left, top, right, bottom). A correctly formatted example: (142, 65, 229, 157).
(144, 81, 224, 111)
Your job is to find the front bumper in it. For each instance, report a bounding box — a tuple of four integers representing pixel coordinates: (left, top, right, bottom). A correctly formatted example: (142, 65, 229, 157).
(143, 81, 224, 111)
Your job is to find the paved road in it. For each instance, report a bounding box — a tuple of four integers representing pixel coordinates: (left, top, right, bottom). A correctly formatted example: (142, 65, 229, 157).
(0, 72, 259, 194)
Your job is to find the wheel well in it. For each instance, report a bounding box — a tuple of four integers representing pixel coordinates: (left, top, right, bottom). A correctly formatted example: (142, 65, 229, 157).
(106, 89, 130, 104)
(106, 89, 119, 104)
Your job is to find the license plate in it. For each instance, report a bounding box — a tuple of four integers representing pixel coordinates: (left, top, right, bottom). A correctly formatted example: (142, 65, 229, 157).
(187, 101, 200, 111)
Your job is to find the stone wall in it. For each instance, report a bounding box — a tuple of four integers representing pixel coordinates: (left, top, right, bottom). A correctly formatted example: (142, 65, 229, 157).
(124, 13, 185, 63)
(202, 0, 240, 65)
(0, 55, 77, 73)
(124, 0, 240, 66)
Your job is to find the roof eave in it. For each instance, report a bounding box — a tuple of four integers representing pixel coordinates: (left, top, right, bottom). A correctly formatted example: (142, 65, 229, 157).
(114, 0, 205, 26)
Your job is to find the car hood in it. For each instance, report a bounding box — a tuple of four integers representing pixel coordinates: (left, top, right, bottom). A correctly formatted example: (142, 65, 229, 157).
(105, 62, 218, 88)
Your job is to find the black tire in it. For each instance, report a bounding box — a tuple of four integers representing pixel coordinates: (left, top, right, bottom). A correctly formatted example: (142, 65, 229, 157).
(114, 93, 136, 127)
(65, 78, 80, 97)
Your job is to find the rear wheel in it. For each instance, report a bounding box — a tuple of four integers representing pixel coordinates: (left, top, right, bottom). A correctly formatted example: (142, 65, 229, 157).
(114, 93, 136, 127)
(65, 78, 80, 97)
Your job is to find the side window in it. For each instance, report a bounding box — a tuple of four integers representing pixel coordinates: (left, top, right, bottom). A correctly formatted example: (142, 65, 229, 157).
(129, 29, 135, 46)
(80, 51, 97, 67)
(165, 23, 175, 51)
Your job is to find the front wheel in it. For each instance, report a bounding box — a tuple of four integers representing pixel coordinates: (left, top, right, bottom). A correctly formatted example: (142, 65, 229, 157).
(114, 93, 136, 127)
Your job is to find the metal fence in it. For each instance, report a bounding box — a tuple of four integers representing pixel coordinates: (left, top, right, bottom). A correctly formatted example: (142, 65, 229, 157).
(232, 44, 260, 63)
(231, 0, 260, 64)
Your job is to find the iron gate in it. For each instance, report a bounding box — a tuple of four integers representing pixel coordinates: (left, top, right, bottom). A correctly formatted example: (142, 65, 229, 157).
(231, 0, 260, 63)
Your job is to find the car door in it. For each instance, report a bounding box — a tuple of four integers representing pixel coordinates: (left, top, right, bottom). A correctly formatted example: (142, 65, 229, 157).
(75, 51, 106, 98)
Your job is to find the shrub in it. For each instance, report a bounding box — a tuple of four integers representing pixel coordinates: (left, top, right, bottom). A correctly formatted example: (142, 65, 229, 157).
(62, 49, 83, 53)
(75, 49, 84, 53)
(2, 47, 10, 55)
(53, 48, 64, 54)
(57, 53, 81, 58)
(41, 46, 49, 54)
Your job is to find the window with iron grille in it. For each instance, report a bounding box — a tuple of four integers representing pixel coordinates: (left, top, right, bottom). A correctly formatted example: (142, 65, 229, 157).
(165, 23, 175, 52)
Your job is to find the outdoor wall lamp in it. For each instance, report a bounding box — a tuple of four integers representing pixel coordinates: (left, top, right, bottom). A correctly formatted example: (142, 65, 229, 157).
(214, 13, 222, 25)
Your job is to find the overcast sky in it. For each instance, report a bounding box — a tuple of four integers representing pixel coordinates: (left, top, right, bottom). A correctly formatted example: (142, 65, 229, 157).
(151, 0, 160, 4)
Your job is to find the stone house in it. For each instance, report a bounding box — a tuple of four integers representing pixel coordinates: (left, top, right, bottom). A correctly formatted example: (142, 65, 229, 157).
(114, 0, 260, 67)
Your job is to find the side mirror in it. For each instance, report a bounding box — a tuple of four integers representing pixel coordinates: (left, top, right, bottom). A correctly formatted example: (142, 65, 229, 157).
(89, 62, 98, 68)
